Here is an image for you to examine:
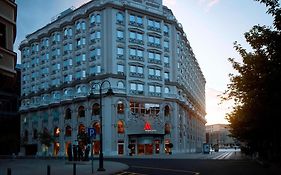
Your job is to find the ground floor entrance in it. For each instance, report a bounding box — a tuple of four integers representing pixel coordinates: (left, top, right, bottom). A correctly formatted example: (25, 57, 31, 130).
(128, 135, 163, 155)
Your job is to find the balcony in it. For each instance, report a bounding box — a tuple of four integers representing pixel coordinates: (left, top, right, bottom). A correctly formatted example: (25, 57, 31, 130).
(0, 47, 17, 76)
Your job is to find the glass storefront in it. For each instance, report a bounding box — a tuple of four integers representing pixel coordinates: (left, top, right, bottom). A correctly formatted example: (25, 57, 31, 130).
(129, 136, 163, 155)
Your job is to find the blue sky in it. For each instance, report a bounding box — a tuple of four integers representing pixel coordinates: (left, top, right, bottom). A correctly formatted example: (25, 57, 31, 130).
(15, 0, 274, 124)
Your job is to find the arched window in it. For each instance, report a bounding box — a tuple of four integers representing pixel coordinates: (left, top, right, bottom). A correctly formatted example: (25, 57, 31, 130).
(78, 124, 85, 134)
(93, 122, 101, 134)
(54, 127, 60, 137)
(164, 87, 170, 94)
(78, 106, 85, 118)
(164, 105, 170, 116)
(65, 108, 71, 119)
(117, 81, 125, 89)
(117, 101, 124, 114)
(33, 129, 38, 139)
(165, 123, 171, 134)
(117, 120, 125, 134)
(92, 103, 100, 115)
(65, 125, 72, 136)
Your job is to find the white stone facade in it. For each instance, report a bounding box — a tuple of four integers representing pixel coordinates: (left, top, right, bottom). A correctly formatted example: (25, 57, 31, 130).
(19, 0, 206, 156)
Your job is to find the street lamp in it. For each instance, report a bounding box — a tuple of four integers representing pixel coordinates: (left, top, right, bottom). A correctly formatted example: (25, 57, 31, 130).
(91, 80, 114, 171)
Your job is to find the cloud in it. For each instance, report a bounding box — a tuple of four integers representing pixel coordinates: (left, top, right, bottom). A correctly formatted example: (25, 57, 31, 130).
(207, 0, 220, 8)
(197, 0, 221, 12)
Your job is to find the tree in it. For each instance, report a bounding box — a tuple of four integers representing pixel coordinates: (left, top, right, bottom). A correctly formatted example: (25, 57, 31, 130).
(223, 0, 281, 162)
(38, 128, 54, 148)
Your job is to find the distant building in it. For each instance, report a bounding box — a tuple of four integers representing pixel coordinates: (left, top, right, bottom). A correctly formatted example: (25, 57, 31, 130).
(206, 124, 236, 148)
(19, 0, 206, 156)
(0, 0, 19, 155)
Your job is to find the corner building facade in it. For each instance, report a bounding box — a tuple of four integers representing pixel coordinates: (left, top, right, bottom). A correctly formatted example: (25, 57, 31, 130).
(19, 0, 206, 156)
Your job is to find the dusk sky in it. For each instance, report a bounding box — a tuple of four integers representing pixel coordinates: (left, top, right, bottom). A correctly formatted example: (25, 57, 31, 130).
(15, 0, 274, 125)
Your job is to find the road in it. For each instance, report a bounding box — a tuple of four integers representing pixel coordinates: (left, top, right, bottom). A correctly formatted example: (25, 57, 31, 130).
(111, 149, 281, 175)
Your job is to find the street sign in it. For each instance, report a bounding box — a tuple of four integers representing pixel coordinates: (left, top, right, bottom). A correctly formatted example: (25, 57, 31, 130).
(88, 128, 96, 139)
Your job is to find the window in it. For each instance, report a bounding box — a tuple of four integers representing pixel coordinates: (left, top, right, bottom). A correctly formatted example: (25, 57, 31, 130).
(117, 64, 124, 73)
(130, 83, 144, 94)
(164, 87, 170, 94)
(117, 81, 125, 89)
(54, 127, 60, 137)
(129, 14, 143, 26)
(76, 38, 86, 48)
(64, 108, 71, 120)
(129, 31, 143, 43)
(148, 68, 161, 78)
(116, 12, 124, 23)
(117, 47, 124, 56)
(164, 105, 170, 116)
(164, 41, 169, 51)
(64, 74, 73, 83)
(117, 30, 124, 39)
(164, 24, 169, 33)
(129, 48, 143, 59)
(165, 123, 171, 134)
(117, 120, 125, 133)
(90, 31, 101, 41)
(0, 23, 6, 48)
(149, 85, 161, 93)
(130, 65, 143, 74)
(78, 106, 85, 118)
(148, 35, 161, 48)
(89, 65, 101, 75)
(91, 14, 101, 24)
(164, 56, 169, 65)
(117, 101, 124, 114)
(64, 28, 72, 37)
(148, 19, 161, 30)
(78, 124, 85, 134)
(93, 122, 101, 134)
(92, 103, 100, 115)
(81, 21, 86, 30)
(164, 72, 169, 80)
(130, 102, 160, 115)
(65, 126, 72, 136)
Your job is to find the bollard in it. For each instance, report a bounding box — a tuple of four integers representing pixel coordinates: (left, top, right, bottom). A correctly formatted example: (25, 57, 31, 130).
(73, 163, 76, 175)
(7, 168, 11, 175)
(47, 165, 50, 175)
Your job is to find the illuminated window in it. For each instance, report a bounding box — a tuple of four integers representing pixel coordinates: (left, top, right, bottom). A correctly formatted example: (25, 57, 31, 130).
(117, 120, 125, 134)
(117, 101, 124, 114)
(54, 127, 60, 137)
(78, 124, 85, 134)
(165, 123, 171, 134)
(93, 122, 100, 134)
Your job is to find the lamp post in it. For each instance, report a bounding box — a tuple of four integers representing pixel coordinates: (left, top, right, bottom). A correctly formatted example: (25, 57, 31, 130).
(91, 80, 114, 171)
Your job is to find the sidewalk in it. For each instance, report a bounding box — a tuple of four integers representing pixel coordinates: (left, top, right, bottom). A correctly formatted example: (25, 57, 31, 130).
(0, 159, 129, 175)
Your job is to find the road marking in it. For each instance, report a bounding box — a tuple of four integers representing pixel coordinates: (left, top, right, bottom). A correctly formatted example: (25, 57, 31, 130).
(131, 165, 200, 175)
(115, 172, 147, 175)
(212, 152, 234, 159)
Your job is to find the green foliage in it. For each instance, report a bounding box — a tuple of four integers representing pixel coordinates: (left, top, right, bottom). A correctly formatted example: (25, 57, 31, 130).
(38, 129, 54, 148)
(224, 0, 281, 161)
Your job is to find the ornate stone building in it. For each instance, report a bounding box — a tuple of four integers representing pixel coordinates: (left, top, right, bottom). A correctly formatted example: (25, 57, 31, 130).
(19, 0, 206, 156)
